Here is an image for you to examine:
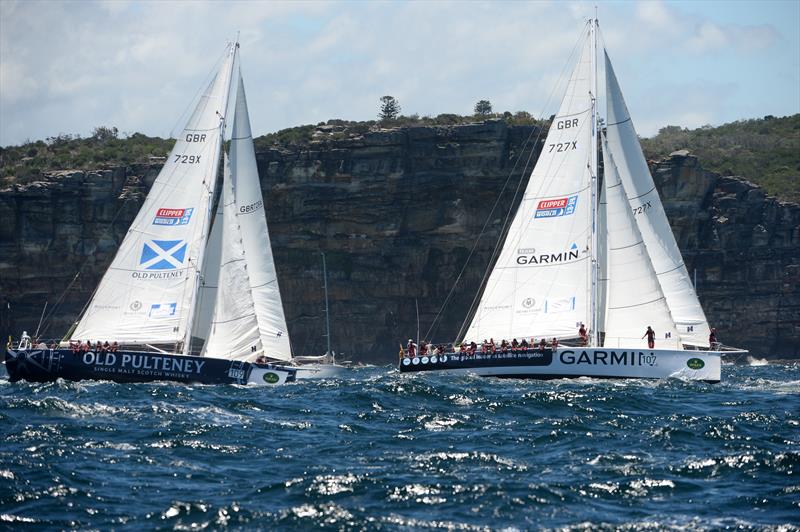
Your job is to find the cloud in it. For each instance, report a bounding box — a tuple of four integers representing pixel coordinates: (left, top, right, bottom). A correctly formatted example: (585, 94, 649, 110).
(0, 0, 796, 146)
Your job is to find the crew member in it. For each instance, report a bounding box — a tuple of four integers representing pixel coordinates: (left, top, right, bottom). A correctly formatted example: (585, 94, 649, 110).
(552, 338, 559, 352)
(407, 339, 416, 358)
(709, 328, 718, 349)
(642, 326, 656, 349)
(578, 323, 588, 346)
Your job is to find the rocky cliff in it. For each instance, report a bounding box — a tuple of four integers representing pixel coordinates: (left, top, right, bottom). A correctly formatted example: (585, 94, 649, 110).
(1, 121, 798, 361)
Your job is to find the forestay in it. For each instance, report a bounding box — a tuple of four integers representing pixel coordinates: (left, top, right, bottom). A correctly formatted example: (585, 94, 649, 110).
(229, 74, 293, 361)
(601, 135, 681, 349)
(603, 51, 711, 347)
(201, 155, 262, 360)
(71, 45, 236, 345)
(463, 27, 594, 342)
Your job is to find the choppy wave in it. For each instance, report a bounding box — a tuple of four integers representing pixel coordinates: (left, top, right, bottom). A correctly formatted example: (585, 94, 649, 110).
(1, 363, 798, 529)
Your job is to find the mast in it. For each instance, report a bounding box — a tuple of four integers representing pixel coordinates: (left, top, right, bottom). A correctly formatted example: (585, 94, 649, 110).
(589, 15, 599, 347)
(322, 252, 332, 356)
(182, 40, 239, 355)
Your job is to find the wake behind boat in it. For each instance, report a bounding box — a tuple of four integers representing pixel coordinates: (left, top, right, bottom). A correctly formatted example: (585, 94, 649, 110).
(399, 16, 746, 383)
(5, 40, 300, 386)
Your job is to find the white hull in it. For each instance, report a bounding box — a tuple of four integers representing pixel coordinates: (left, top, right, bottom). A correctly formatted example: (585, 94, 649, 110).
(292, 363, 350, 380)
(400, 347, 721, 382)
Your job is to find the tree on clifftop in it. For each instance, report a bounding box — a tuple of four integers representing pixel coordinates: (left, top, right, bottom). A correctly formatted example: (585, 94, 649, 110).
(474, 100, 493, 116)
(379, 96, 401, 121)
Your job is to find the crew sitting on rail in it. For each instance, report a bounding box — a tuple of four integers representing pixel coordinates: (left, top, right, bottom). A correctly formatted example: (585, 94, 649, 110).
(469, 341, 477, 355)
(709, 328, 718, 349)
(552, 338, 559, 352)
(406, 339, 416, 358)
(520, 338, 529, 351)
(254, 354, 268, 365)
(70, 340, 80, 353)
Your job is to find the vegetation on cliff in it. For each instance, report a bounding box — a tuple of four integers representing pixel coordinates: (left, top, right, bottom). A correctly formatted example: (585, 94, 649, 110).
(0, 128, 172, 188)
(640, 114, 800, 203)
(3, 113, 797, 203)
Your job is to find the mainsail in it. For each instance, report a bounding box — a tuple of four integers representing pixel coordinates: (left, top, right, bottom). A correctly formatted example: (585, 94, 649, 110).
(71, 45, 237, 345)
(229, 74, 293, 361)
(603, 51, 711, 347)
(463, 26, 594, 341)
(601, 135, 681, 349)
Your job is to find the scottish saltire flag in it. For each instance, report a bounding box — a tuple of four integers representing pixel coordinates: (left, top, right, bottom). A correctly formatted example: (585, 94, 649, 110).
(139, 240, 187, 270)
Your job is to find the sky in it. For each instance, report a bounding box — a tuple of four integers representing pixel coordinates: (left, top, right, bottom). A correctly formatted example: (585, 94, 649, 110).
(1, 0, 798, 146)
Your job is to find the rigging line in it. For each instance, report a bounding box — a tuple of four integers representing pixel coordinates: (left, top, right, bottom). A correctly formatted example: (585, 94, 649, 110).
(444, 24, 593, 344)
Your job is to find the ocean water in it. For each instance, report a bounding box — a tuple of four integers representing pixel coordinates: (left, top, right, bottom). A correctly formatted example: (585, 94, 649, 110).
(1, 363, 798, 530)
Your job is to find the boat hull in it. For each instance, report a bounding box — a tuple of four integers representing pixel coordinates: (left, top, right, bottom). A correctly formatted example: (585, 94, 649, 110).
(399, 347, 721, 382)
(4, 349, 296, 386)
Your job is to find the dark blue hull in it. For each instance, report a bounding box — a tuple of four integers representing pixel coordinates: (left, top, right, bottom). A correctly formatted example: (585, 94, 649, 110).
(4, 349, 296, 385)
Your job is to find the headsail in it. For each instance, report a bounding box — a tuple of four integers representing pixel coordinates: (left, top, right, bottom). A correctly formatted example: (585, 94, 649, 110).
(229, 73, 293, 361)
(70, 45, 237, 345)
(604, 51, 711, 347)
(601, 135, 681, 349)
(463, 26, 594, 342)
(201, 154, 262, 360)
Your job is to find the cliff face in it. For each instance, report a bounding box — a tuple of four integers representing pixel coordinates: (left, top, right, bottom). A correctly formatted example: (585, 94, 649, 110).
(1, 121, 798, 361)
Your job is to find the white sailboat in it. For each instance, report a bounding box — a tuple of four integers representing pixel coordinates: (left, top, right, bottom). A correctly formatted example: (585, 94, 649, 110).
(399, 17, 746, 382)
(289, 252, 351, 379)
(5, 41, 299, 385)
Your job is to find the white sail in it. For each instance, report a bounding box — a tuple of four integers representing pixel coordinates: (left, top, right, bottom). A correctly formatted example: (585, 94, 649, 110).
(201, 155, 262, 360)
(229, 73, 293, 361)
(71, 46, 236, 345)
(601, 135, 681, 349)
(189, 187, 224, 350)
(463, 27, 594, 342)
(604, 51, 711, 347)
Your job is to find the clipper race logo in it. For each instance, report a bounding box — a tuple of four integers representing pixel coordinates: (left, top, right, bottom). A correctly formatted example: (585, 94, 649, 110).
(139, 240, 187, 270)
(535, 195, 578, 219)
(153, 208, 194, 226)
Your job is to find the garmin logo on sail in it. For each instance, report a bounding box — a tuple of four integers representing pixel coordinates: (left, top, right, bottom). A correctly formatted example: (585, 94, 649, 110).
(153, 207, 194, 226)
(81, 351, 206, 374)
(133, 240, 188, 279)
(517, 243, 580, 265)
(559, 350, 658, 366)
(534, 195, 577, 219)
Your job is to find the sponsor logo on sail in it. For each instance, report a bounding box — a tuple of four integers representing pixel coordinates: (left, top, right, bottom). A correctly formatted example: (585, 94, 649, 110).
(149, 302, 177, 319)
(534, 195, 578, 219)
(153, 207, 194, 226)
(522, 297, 536, 309)
(262, 372, 280, 384)
(130, 300, 142, 311)
(687, 358, 704, 370)
(517, 243, 581, 265)
(139, 240, 187, 270)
